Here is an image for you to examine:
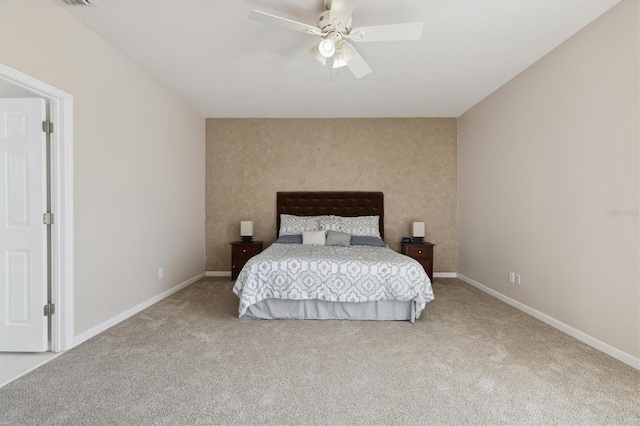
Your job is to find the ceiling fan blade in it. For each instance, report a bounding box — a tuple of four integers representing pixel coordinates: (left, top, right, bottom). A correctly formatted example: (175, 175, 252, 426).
(283, 46, 321, 70)
(328, 0, 356, 27)
(249, 10, 320, 35)
(350, 22, 423, 42)
(346, 51, 372, 79)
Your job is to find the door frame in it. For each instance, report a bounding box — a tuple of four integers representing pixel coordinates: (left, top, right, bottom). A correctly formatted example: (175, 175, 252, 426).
(0, 63, 74, 352)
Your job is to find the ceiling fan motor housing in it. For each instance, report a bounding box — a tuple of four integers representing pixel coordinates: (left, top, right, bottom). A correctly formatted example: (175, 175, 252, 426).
(317, 10, 351, 34)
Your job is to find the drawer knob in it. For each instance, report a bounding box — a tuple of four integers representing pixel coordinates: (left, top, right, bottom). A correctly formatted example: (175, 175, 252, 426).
(242, 249, 246, 253)
(418, 250, 422, 254)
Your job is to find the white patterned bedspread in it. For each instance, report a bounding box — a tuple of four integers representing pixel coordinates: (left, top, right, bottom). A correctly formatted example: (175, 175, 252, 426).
(233, 243, 434, 319)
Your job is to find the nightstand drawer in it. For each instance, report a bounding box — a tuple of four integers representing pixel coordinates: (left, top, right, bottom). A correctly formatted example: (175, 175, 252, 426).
(232, 256, 252, 271)
(230, 241, 263, 280)
(401, 242, 434, 281)
(404, 245, 431, 259)
(232, 244, 261, 257)
(416, 259, 432, 272)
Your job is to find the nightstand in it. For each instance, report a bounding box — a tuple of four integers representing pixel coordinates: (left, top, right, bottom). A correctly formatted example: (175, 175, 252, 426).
(401, 242, 434, 281)
(230, 241, 263, 280)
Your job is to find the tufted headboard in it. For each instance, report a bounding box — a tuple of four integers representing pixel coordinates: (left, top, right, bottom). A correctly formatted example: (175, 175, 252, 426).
(276, 191, 384, 240)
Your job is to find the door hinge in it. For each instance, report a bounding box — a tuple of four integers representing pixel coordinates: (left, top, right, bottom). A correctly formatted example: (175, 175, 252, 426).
(44, 303, 55, 316)
(42, 121, 54, 134)
(43, 212, 54, 225)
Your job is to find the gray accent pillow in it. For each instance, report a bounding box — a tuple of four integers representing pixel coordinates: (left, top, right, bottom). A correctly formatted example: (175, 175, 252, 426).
(274, 234, 302, 244)
(350, 236, 386, 247)
(325, 230, 352, 247)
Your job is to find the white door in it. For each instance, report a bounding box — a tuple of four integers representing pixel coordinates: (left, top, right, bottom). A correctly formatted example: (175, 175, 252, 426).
(0, 98, 48, 352)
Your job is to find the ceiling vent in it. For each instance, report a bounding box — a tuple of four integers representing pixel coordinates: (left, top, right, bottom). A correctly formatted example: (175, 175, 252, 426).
(61, 0, 92, 5)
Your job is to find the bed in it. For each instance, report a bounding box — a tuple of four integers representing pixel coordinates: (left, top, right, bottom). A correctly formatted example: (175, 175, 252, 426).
(232, 192, 434, 322)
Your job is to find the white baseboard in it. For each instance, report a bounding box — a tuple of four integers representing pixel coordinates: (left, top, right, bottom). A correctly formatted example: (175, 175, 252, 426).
(72, 272, 206, 348)
(457, 273, 640, 370)
(433, 272, 457, 278)
(206, 271, 231, 277)
(0, 352, 63, 388)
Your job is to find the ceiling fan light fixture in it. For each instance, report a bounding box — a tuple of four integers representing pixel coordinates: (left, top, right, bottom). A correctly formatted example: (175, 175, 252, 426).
(340, 42, 356, 61)
(318, 39, 335, 58)
(314, 47, 328, 66)
(332, 56, 348, 69)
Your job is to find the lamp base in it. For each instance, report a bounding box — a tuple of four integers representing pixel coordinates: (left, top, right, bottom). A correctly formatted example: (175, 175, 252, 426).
(412, 237, 424, 244)
(241, 236, 253, 243)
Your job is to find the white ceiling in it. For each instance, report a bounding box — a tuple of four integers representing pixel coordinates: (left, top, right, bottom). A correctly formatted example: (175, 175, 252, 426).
(62, 0, 619, 118)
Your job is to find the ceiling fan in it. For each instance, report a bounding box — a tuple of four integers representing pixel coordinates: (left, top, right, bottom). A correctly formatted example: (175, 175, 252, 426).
(249, 0, 423, 79)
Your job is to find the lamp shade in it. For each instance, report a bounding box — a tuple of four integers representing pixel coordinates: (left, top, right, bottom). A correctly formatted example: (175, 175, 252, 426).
(240, 221, 254, 237)
(412, 222, 425, 238)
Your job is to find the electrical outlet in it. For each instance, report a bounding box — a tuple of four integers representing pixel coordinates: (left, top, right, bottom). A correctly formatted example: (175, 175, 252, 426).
(515, 274, 521, 285)
(509, 272, 515, 283)
(158, 268, 164, 279)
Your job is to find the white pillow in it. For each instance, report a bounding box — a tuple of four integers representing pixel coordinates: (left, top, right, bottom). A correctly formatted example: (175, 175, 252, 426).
(302, 230, 326, 245)
(339, 215, 381, 238)
(279, 214, 321, 236)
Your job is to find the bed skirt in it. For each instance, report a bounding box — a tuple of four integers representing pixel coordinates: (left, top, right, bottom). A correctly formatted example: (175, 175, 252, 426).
(242, 298, 417, 323)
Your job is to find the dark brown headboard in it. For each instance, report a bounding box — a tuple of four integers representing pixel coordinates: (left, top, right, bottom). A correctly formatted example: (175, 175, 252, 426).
(276, 192, 384, 240)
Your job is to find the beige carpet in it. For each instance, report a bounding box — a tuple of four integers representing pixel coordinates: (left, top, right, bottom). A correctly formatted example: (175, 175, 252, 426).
(1, 278, 638, 425)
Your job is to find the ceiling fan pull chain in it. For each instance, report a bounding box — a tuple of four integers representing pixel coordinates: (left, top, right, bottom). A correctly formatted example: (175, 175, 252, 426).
(329, 61, 333, 82)
(329, 57, 335, 82)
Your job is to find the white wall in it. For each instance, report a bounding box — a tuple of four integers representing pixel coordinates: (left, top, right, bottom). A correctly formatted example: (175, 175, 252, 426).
(0, 0, 206, 337)
(458, 0, 639, 359)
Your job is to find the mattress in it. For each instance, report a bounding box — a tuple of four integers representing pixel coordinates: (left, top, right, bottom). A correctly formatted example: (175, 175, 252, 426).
(232, 243, 434, 321)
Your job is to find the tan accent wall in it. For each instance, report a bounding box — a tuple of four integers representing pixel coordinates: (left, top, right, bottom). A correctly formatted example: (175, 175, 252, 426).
(458, 0, 639, 358)
(0, 0, 205, 336)
(206, 118, 457, 272)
